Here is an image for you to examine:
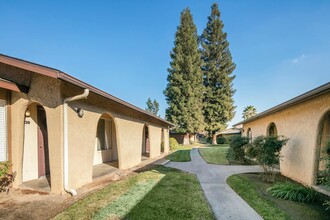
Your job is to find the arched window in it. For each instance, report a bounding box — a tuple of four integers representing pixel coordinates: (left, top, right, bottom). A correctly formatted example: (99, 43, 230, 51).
(267, 122, 278, 137)
(94, 113, 118, 167)
(161, 128, 165, 153)
(317, 111, 330, 181)
(142, 124, 150, 158)
(247, 128, 252, 142)
(96, 117, 112, 151)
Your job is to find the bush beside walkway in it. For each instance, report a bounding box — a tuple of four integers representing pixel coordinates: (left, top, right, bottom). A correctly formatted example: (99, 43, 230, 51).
(227, 173, 330, 220)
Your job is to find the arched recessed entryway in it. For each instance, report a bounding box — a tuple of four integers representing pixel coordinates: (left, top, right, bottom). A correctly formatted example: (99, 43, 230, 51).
(22, 103, 51, 191)
(161, 128, 165, 154)
(315, 111, 330, 185)
(142, 124, 150, 159)
(93, 113, 118, 178)
(267, 122, 278, 137)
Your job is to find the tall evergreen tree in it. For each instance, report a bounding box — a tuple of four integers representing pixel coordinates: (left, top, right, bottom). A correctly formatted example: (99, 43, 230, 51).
(164, 8, 204, 134)
(201, 3, 236, 144)
(145, 98, 159, 115)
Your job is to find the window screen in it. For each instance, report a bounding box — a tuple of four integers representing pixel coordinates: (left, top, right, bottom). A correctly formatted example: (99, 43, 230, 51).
(0, 100, 7, 161)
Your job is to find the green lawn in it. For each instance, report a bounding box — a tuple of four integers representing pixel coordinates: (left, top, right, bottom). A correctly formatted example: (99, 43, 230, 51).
(199, 146, 229, 165)
(54, 166, 214, 220)
(227, 173, 330, 220)
(166, 150, 191, 162)
(206, 144, 230, 148)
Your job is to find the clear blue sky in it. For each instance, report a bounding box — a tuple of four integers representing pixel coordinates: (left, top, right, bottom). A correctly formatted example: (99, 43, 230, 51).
(1, 1, 329, 126)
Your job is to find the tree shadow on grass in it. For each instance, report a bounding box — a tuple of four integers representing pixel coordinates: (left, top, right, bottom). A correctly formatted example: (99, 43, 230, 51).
(124, 166, 214, 220)
(93, 166, 214, 220)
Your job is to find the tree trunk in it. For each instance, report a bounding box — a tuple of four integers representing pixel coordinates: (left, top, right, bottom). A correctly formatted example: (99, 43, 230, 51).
(212, 134, 217, 145)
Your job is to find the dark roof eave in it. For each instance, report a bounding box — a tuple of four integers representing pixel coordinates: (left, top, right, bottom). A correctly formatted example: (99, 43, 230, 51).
(58, 72, 174, 127)
(234, 81, 330, 126)
(0, 54, 174, 127)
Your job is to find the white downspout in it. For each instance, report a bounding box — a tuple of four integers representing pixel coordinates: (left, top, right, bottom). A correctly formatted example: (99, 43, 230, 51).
(63, 89, 89, 196)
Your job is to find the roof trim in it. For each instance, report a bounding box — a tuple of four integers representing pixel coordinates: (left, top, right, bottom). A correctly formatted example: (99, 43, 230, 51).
(234, 82, 330, 126)
(0, 78, 20, 92)
(58, 73, 173, 125)
(0, 54, 59, 78)
(0, 54, 174, 126)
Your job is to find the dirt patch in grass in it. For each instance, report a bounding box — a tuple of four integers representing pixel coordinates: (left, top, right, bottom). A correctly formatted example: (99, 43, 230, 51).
(227, 173, 330, 220)
(0, 170, 135, 220)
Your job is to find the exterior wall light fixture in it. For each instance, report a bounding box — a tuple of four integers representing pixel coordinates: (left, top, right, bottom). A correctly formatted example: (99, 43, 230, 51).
(76, 108, 84, 118)
(25, 109, 31, 118)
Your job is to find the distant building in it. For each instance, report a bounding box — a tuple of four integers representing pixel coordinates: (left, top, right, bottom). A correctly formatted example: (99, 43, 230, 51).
(217, 128, 242, 140)
(170, 131, 198, 145)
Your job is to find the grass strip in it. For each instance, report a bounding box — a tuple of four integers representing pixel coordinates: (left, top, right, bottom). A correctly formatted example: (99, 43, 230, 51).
(93, 179, 159, 219)
(227, 175, 290, 220)
(199, 147, 229, 165)
(54, 166, 214, 220)
(166, 150, 191, 162)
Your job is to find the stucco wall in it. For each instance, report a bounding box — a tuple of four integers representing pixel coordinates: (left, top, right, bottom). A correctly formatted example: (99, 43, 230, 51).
(22, 103, 38, 182)
(10, 74, 63, 193)
(242, 92, 330, 186)
(4, 68, 170, 194)
(62, 83, 170, 190)
(164, 128, 170, 153)
(149, 125, 162, 158)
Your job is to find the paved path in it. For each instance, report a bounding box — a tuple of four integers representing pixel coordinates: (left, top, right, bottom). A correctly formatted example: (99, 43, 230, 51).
(166, 148, 263, 220)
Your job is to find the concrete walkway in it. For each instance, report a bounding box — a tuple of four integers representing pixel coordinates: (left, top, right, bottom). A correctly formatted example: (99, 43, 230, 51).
(165, 148, 263, 220)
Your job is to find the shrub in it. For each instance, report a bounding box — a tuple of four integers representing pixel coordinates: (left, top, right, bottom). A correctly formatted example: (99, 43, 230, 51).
(0, 161, 16, 193)
(226, 147, 236, 162)
(246, 135, 289, 182)
(323, 200, 330, 210)
(268, 182, 317, 203)
(227, 135, 240, 144)
(206, 137, 212, 144)
(319, 141, 330, 186)
(217, 137, 226, 144)
(227, 136, 249, 163)
(169, 138, 179, 151)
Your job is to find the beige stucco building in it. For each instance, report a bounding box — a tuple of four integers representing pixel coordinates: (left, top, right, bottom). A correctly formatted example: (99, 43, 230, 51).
(0, 54, 172, 194)
(235, 82, 330, 187)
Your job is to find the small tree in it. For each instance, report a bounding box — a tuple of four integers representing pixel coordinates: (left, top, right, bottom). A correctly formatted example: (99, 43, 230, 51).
(242, 105, 257, 120)
(145, 98, 159, 115)
(169, 137, 179, 151)
(0, 161, 16, 193)
(319, 140, 330, 186)
(227, 136, 249, 163)
(246, 135, 288, 182)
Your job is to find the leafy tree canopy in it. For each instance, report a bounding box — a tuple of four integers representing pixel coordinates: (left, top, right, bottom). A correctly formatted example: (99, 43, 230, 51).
(145, 98, 159, 116)
(242, 105, 257, 120)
